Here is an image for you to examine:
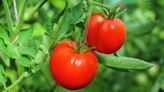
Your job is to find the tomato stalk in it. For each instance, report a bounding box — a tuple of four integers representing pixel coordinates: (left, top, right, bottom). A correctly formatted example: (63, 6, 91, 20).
(91, 1, 111, 10)
(110, 7, 127, 19)
(4, 72, 31, 91)
(74, 0, 93, 54)
(91, 1, 110, 18)
(110, 8, 117, 19)
(4, 54, 50, 91)
(13, 0, 19, 24)
(115, 8, 127, 18)
(91, 1, 127, 19)
(14, 0, 27, 35)
(110, 7, 121, 19)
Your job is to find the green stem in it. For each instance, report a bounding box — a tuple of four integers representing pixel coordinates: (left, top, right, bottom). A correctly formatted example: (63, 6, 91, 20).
(77, 0, 93, 52)
(26, 0, 47, 20)
(13, 0, 19, 24)
(111, 10, 116, 19)
(115, 8, 127, 18)
(4, 72, 31, 92)
(49, 7, 68, 50)
(2, 0, 14, 37)
(91, 1, 110, 10)
(4, 54, 50, 91)
(75, 0, 93, 53)
(14, 0, 28, 34)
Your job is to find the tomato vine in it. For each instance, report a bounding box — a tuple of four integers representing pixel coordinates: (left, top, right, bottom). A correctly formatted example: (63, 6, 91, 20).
(0, 0, 155, 91)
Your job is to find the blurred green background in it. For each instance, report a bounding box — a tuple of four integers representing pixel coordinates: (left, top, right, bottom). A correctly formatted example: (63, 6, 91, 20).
(0, 0, 164, 92)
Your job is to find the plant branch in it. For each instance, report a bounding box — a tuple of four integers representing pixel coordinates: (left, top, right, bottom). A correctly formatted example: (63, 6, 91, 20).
(14, 0, 27, 35)
(2, 0, 14, 36)
(4, 52, 50, 91)
(3, 72, 31, 92)
(83, 0, 93, 43)
(13, 0, 19, 24)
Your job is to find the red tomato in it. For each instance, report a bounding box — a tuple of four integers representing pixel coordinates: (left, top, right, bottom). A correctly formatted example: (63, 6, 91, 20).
(87, 13, 126, 54)
(50, 41, 98, 90)
(87, 13, 104, 46)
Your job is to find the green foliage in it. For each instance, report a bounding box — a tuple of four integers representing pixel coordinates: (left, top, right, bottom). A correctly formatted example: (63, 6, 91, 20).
(16, 27, 33, 46)
(96, 52, 153, 71)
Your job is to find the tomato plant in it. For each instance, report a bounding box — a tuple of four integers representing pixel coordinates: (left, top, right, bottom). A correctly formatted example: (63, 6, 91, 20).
(0, 0, 159, 92)
(87, 13, 126, 54)
(50, 41, 98, 90)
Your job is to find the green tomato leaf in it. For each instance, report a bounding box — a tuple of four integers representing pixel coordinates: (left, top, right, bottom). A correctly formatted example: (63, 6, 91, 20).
(128, 22, 156, 36)
(0, 24, 10, 41)
(17, 56, 31, 67)
(0, 52, 10, 67)
(5, 41, 19, 58)
(18, 46, 37, 58)
(32, 23, 46, 37)
(44, 7, 66, 43)
(0, 39, 19, 58)
(68, 4, 84, 24)
(55, 3, 84, 42)
(96, 52, 154, 71)
(17, 27, 33, 46)
(0, 65, 6, 86)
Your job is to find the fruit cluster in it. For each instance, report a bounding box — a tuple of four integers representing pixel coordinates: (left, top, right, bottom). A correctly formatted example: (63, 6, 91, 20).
(50, 13, 126, 90)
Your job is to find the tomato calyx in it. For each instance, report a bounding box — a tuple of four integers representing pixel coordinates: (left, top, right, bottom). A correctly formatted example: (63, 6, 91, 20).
(109, 7, 127, 19)
(91, 1, 127, 19)
(71, 41, 94, 54)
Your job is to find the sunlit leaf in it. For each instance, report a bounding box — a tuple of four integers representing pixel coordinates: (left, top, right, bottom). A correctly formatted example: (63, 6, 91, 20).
(0, 24, 10, 41)
(96, 52, 154, 71)
(0, 39, 19, 58)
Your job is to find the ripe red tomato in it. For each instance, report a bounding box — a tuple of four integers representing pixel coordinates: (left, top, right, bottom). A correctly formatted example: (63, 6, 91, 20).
(87, 13, 104, 46)
(87, 13, 126, 54)
(50, 41, 98, 90)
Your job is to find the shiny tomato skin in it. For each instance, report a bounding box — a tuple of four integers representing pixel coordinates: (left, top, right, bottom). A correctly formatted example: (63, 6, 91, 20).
(87, 14, 126, 54)
(87, 13, 104, 46)
(50, 41, 98, 90)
